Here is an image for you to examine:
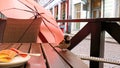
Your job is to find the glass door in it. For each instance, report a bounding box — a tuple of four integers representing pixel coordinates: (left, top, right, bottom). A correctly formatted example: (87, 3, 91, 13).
(91, 0, 101, 18)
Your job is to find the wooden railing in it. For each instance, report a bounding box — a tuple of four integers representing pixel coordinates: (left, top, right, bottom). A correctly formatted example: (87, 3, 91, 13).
(57, 18, 120, 68)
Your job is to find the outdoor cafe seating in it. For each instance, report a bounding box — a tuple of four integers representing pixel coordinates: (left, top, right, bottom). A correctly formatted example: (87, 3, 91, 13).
(0, 18, 88, 68)
(0, 0, 120, 68)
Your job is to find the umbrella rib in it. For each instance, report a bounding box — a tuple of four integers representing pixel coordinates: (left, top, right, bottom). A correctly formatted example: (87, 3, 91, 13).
(41, 16, 58, 28)
(18, 0, 43, 18)
(25, 0, 33, 5)
(18, 0, 35, 11)
(11, 8, 34, 13)
(0, 8, 35, 15)
(17, 18, 37, 42)
(24, 0, 45, 16)
(42, 19, 57, 43)
(23, 0, 58, 28)
(34, 6, 39, 15)
(19, 0, 59, 29)
(11, 8, 36, 17)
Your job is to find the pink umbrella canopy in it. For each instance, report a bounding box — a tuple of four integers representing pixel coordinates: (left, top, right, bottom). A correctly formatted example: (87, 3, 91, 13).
(0, 0, 64, 45)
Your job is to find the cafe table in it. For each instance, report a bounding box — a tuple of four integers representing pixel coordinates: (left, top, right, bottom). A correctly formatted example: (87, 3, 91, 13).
(0, 43, 88, 68)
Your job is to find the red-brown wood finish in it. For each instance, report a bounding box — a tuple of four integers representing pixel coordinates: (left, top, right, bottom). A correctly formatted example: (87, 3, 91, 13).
(0, 43, 88, 68)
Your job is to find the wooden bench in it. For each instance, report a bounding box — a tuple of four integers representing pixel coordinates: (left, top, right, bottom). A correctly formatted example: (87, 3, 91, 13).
(0, 43, 88, 68)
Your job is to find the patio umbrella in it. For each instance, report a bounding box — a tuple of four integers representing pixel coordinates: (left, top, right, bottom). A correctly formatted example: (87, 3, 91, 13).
(0, 0, 64, 45)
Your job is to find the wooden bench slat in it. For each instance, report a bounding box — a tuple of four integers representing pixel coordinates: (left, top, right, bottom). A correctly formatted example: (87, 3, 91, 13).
(0, 43, 13, 50)
(41, 43, 71, 68)
(0, 43, 88, 68)
(18, 43, 31, 53)
(51, 43, 88, 68)
(26, 43, 46, 68)
(16, 43, 31, 68)
(7, 43, 21, 49)
(57, 50, 88, 68)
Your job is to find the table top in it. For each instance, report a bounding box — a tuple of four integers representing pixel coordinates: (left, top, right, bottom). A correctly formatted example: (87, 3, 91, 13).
(0, 43, 88, 68)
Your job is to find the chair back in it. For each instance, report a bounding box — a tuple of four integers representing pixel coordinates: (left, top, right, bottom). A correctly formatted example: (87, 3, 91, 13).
(2, 18, 41, 43)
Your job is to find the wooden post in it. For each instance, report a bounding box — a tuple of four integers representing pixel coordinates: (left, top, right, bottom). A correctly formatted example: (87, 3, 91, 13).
(90, 22, 105, 68)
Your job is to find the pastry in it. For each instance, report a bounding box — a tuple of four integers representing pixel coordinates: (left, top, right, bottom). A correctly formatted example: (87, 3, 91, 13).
(0, 49, 17, 62)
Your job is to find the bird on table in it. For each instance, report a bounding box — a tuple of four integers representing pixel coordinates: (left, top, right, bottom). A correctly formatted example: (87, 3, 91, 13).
(55, 35, 71, 51)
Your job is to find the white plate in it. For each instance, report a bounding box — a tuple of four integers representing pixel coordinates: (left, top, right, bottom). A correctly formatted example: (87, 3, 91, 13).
(0, 55, 31, 68)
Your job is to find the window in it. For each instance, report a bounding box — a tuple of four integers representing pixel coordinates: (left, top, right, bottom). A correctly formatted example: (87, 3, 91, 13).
(91, 0, 101, 18)
(61, 2, 66, 20)
(75, 3, 81, 19)
(74, 3, 81, 30)
(54, 5, 58, 20)
(82, 0, 88, 11)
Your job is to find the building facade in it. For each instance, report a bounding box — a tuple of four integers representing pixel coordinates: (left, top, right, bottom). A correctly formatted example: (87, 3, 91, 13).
(37, 0, 120, 35)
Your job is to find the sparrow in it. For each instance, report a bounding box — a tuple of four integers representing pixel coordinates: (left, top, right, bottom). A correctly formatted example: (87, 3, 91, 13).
(55, 35, 71, 51)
